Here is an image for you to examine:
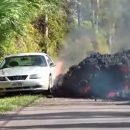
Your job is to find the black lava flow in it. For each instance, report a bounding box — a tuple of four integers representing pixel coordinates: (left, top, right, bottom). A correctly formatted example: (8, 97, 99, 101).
(52, 50, 130, 100)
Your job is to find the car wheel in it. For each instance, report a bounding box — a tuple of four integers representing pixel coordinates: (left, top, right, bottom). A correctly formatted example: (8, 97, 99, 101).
(48, 75, 53, 94)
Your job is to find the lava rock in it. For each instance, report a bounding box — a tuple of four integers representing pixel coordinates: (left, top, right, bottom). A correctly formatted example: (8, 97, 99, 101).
(52, 50, 130, 100)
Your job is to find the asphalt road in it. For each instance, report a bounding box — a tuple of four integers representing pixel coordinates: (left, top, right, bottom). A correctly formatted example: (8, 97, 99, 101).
(0, 98, 130, 130)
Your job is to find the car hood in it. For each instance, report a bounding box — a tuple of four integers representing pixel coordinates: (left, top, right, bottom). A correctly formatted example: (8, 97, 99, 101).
(0, 66, 49, 76)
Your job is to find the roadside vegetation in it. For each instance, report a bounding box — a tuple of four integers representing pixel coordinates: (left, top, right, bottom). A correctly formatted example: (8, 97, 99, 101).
(0, 0, 130, 57)
(0, 0, 68, 58)
(1, 0, 129, 58)
(0, 95, 41, 113)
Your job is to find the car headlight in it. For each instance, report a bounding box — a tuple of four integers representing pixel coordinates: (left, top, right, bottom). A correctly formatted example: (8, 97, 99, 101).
(29, 74, 42, 79)
(0, 77, 6, 81)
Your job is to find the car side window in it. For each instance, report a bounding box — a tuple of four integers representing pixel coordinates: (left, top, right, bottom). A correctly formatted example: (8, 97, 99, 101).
(33, 56, 47, 67)
(46, 55, 55, 67)
(39, 56, 48, 66)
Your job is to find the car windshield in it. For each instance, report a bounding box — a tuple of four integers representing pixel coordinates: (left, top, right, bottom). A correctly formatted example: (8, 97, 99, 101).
(1, 55, 47, 68)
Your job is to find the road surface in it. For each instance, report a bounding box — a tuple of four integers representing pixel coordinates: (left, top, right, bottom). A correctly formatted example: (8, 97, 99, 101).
(0, 98, 130, 130)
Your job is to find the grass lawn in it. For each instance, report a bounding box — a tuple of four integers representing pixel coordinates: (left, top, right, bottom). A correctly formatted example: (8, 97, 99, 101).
(0, 95, 41, 113)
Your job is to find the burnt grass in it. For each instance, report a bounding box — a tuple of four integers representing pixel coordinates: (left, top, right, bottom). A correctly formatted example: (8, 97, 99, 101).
(52, 50, 130, 100)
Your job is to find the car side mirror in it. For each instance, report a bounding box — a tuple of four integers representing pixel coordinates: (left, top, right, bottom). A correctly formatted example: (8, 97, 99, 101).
(49, 62, 56, 67)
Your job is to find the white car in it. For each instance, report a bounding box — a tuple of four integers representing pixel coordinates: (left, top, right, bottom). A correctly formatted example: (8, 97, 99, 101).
(0, 52, 56, 93)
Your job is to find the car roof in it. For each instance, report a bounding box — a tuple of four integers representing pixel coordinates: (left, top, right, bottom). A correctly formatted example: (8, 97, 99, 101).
(5, 52, 48, 58)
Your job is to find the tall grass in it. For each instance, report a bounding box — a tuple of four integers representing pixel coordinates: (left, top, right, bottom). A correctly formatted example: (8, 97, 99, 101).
(0, 95, 40, 113)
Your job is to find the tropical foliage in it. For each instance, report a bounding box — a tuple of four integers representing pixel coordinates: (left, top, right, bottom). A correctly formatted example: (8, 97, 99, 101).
(0, 0, 68, 58)
(0, 0, 130, 58)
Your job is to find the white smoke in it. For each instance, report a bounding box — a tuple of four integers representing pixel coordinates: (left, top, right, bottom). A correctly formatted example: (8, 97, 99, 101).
(60, 27, 95, 69)
(59, 0, 130, 70)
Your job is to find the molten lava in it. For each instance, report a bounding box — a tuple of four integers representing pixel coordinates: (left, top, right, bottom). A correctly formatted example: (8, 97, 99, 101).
(52, 50, 130, 100)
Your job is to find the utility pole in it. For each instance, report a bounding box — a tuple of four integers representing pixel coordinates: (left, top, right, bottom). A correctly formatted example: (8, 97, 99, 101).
(43, 14, 49, 54)
(43, 5, 55, 54)
(45, 14, 49, 54)
(44, 14, 48, 38)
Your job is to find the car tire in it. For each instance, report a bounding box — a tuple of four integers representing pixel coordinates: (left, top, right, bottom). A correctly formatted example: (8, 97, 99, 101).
(48, 75, 53, 94)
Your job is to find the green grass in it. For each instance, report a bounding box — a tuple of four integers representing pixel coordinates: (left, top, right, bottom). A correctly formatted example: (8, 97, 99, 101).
(0, 95, 41, 113)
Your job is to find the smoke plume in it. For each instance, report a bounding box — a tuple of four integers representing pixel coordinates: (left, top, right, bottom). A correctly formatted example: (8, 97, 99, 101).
(60, 0, 130, 68)
(60, 27, 95, 70)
